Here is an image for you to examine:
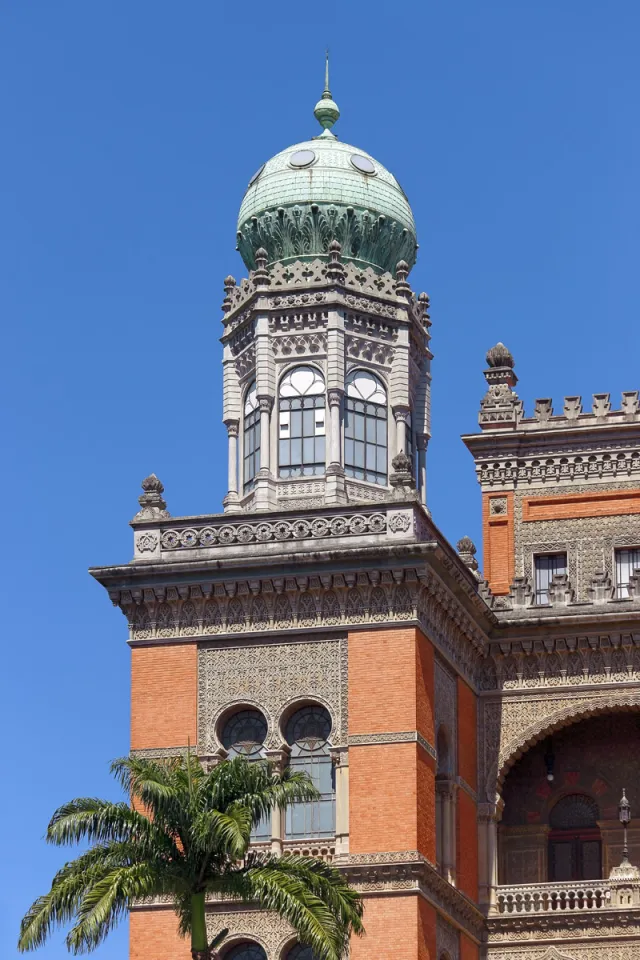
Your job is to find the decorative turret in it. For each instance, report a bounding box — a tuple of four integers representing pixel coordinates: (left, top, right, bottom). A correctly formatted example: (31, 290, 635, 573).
(236, 63, 417, 274)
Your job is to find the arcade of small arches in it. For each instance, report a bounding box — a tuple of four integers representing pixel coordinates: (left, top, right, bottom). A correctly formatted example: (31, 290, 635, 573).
(217, 702, 336, 843)
(232, 363, 425, 500)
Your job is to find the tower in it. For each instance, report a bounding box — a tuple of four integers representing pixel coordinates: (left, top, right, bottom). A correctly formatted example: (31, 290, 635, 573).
(91, 71, 487, 960)
(90, 68, 640, 960)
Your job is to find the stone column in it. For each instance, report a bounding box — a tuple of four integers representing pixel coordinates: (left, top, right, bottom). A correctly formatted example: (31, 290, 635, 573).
(478, 801, 503, 911)
(266, 746, 290, 856)
(392, 404, 411, 456)
(254, 395, 276, 510)
(223, 419, 240, 513)
(257, 396, 273, 474)
(326, 388, 345, 505)
(437, 780, 457, 885)
(331, 747, 349, 859)
(327, 388, 344, 468)
(417, 434, 428, 506)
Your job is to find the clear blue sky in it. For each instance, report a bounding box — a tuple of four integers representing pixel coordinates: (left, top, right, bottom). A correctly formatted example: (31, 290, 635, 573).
(2, 1, 639, 956)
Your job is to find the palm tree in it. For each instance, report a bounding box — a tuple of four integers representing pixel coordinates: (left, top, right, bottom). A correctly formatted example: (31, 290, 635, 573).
(18, 754, 363, 959)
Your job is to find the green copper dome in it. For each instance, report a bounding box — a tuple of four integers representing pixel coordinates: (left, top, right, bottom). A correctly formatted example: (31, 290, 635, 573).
(236, 66, 417, 275)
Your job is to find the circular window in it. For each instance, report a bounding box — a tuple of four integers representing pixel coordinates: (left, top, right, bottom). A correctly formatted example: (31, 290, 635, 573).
(285, 705, 332, 753)
(350, 154, 376, 175)
(248, 163, 265, 187)
(221, 709, 267, 758)
(290, 149, 316, 168)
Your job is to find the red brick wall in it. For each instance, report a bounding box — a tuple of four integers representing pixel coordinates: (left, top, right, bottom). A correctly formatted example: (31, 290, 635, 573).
(522, 487, 640, 521)
(349, 628, 436, 862)
(351, 896, 437, 960)
(482, 491, 514, 595)
(457, 679, 477, 792)
(460, 933, 479, 960)
(131, 644, 197, 750)
(130, 909, 187, 960)
(456, 677, 478, 900)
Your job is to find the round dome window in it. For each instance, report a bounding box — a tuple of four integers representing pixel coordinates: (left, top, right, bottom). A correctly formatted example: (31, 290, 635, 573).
(289, 149, 316, 168)
(350, 154, 376, 175)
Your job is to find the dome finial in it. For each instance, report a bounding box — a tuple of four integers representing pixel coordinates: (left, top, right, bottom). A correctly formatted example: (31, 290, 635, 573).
(314, 50, 340, 139)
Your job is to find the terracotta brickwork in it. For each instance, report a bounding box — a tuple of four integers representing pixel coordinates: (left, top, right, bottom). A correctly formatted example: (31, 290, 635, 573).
(522, 487, 640, 521)
(460, 933, 479, 960)
(348, 627, 434, 739)
(351, 897, 437, 960)
(131, 644, 197, 749)
(349, 628, 436, 861)
(130, 909, 187, 960)
(482, 492, 514, 594)
(457, 678, 477, 792)
(456, 677, 478, 900)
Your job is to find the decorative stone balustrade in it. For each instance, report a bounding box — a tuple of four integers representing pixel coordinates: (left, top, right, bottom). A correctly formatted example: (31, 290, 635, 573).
(494, 878, 638, 914)
(131, 502, 429, 563)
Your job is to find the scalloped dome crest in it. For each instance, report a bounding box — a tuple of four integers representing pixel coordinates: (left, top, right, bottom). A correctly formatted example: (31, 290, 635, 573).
(236, 135, 417, 275)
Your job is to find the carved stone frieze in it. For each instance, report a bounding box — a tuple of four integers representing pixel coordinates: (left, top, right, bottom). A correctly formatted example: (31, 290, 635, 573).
(345, 333, 395, 366)
(487, 946, 640, 960)
(484, 635, 640, 691)
(271, 332, 327, 357)
(157, 511, 388, 552)
(198, 636, 348, 752)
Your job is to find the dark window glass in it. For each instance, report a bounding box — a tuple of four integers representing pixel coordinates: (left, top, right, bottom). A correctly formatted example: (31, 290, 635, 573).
(286, 946, 319, 960)
(534, 553, 567, 604)
(226, 945, 268, 960)
(221, 710, 270, 841)
(615, 548, 640, 598)
(284, 706, 335, 840)
(243, 383, 260, 492)
(548, 794, 601, 881)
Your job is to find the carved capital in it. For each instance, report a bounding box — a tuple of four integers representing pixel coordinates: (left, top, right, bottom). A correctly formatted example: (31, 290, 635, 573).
(328, 388, 344, 407)
(392, 404, 411, 423)
(224, 419, 240, 438)
(257, 396, 274, 414)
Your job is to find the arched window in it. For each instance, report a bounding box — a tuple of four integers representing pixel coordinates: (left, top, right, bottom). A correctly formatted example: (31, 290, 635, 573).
(243, 382, 260, 491)
(284, 706, 335, 839)
(278, 366, 326, 478)
(225, 944, 267, 960)
(285, 946, 318, 960)
(344, 371, 387, 485)
(548, 794, 601, 881)
(221, 709, 270, 841)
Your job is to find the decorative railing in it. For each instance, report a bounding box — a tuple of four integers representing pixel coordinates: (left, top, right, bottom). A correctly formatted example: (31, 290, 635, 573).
(495, 880, 612, 914)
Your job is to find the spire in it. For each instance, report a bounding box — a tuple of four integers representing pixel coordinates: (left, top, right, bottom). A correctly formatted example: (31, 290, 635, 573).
(313, 50, 340, 139)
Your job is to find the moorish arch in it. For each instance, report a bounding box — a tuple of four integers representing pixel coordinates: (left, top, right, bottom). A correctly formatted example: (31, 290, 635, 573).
(489, 691, 640, 799)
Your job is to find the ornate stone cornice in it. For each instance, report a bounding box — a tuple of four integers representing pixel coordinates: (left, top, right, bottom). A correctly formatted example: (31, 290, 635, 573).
(348, 730, 437, 760)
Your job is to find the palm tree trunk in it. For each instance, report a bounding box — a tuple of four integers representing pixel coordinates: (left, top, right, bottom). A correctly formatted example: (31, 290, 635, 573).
(190, 892, 210, 960)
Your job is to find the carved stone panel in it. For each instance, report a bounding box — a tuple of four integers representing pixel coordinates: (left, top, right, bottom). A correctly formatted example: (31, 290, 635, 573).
(198, 636, 348, 752)
(436, 913, 460, 960)
(206, 907, 293, 959)
(435, 657, 458, 775)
